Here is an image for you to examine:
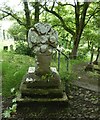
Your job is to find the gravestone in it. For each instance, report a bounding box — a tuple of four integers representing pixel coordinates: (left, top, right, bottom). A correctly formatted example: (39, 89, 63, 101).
(17, 23, 68, 104)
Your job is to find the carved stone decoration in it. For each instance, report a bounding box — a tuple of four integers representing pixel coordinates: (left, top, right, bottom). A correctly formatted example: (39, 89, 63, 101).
(28, 22, 58, 75)
(34, 22, 52, 35)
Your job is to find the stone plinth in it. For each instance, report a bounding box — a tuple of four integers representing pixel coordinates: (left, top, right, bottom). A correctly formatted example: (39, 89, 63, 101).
(17, 67, 68, 104)
(17, 92, 68, 106)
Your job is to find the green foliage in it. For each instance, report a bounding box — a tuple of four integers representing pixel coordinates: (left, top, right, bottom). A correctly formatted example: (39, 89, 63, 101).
(2, 52, 34, 97)
(15, 41, 35, 57)
(41, 73, 53, 81)
(8, 22, 26, 41)
(82, 3, 100, 48)
(59, 57, 79, 82)
(3, 109, 11, 118)
(3, 87, 17, 118)
(54, 3, 75, 29)
(52, 56, 74, 82)
(78, 47, 89, 59)
(1, 1, 100, 59)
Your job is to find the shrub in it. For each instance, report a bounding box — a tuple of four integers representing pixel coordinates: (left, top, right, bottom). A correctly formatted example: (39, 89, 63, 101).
(77, 47, 89, 59)
(15, 41, 35, 57)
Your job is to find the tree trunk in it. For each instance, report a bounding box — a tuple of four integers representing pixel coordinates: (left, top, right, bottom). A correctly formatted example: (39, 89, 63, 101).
(23, 0, 31, 40)
(70, 2, 90, 59)
(93, 47, 100, 65)
(85, 44, 94, 71)
(70, 35, 80, 59)
(34, 1, 39, 24)
(90, 44, 94, 64)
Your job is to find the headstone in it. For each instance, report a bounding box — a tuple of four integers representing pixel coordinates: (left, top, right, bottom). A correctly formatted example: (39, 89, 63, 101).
(17, 23, 68, 104)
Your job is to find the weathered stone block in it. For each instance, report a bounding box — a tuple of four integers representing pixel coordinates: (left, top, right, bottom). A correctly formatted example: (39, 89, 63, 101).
(20, 67, 64, 98)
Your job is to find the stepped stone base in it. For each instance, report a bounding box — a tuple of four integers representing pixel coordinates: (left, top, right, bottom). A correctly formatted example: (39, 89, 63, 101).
(17, 67, 68, 105)
(17, 92, 68, 106)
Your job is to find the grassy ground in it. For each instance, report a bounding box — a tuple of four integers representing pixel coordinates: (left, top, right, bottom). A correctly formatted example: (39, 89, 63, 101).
(2, 51, 98, 97)
(2, 52, 69, 97)
(2, 52, 34, 97)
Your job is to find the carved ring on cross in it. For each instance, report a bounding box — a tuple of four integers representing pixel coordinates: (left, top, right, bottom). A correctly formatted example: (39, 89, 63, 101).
(28, 22, 58, 55)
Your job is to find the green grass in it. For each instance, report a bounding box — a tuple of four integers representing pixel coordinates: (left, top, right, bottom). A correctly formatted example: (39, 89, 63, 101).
(51, 56, 77, 82)
(2, 52, 70, 97)
(2, 52, 34, 97)
(2, 51, 88, 97)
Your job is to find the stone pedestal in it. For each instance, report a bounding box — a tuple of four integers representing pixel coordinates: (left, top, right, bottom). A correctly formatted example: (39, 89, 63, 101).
(35, 54, 52, 75)
(17, 67, 68, 104)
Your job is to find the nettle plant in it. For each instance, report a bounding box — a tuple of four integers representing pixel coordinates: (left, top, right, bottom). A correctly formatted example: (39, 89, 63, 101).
(3, 88, 17, 118)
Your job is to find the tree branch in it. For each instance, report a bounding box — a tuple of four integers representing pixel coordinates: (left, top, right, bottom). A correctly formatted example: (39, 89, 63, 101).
(78, 2, 90, 35)
(75, 2, 80, 33)
(0, 9, 25, 26)
(40, 4, 75, 36)
(57, 2, 75, 7)
(51, 1, 56, 11)
(23, 0, 31, 28)
(0, 14, 9, 20)
(84, 7, 100, 28)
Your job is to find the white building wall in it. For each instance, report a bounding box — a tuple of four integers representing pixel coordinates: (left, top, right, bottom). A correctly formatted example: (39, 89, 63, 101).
(0, 20, 15, 51)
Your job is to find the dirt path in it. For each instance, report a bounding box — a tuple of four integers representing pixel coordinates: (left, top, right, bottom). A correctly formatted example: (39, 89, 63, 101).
(71, 62, 100, 92)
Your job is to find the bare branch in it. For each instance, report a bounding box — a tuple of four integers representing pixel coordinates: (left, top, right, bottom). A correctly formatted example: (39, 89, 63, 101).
(51, 1, 56, 11)
(0, 14, 9, 20)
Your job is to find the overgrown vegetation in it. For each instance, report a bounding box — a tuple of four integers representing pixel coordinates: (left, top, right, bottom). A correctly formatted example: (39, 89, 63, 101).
(2, 52, 88, 97)
(3, 47, 100, 97)
(2, 52, 34, 97)
(15, 41, 35, 57)
(2, 52, 65, 97)
(3, 88, 17, 118)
